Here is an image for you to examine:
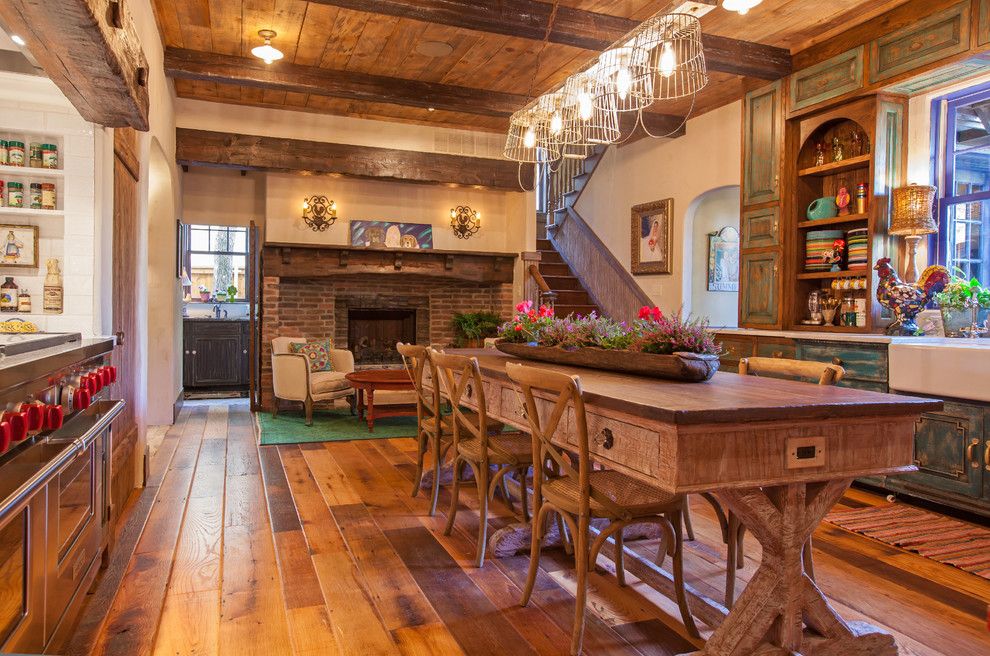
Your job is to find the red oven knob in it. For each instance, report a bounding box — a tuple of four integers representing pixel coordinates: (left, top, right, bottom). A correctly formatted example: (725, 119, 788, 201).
(78, 389, 91, 410)
(0, 422, 10, 453)
(108, 366, 118, 383)
(15, 402, 43, 432)
(83, 374, 99, 394)
(99, 367, 111, 386)
(45, 405, 64, 430)
(2, 411, 27, 442)
(91, 372, 103, 393)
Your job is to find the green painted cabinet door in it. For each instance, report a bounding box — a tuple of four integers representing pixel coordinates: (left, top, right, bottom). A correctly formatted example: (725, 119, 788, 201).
(739, 251, 780, 327)
(741, 207, 780, 249)
(903, 401, 985, 500)
(742, 81, 783, 207)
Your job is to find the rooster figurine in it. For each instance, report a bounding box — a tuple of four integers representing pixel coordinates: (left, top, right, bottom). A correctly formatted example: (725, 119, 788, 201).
(875, 258, 950, 335)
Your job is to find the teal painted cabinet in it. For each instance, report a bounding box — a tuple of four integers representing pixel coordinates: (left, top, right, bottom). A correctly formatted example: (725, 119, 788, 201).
(742, 81, 783, 207)
(906, 402, 985, 500)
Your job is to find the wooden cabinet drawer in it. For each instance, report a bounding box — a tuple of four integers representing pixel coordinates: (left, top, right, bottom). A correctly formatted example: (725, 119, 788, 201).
(566, 410, 660, 478)
(790, 47, 864, 112)
(869, 2, 970, 83)
(796, 341, 888, 383)
(500, 385, 557, 429)
(462, 377, 500, 417)
(715, 334, 756, 371)
(756, 337, 796, 360)
(741, 207, 780, 249)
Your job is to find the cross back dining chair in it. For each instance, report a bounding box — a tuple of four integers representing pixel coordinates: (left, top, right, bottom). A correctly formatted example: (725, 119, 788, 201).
(431, 350, 531, 568)
(506, 361, 699, 655)
(719, 355, 846, 608)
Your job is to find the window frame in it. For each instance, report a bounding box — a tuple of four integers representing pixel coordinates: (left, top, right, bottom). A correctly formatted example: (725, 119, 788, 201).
(932, 81, 990, 279)
(182, 224, 250, 302)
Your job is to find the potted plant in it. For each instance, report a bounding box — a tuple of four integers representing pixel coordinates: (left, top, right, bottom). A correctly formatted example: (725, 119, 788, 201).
(226, 284, 238, 302)
(198, 285, 211, 303)
(496, 302, 721, 382)
(451, 311, 503, 348)
(935, 275, 990, 336)
(215, 288, 228, 302)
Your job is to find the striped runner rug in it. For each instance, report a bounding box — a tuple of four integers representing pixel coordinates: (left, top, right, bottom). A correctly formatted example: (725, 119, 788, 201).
(825, 504, 990, 580)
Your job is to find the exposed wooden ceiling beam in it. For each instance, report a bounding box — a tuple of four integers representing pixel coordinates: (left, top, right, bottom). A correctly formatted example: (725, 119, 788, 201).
(308, 0, 792, 79)
(0, 0, 150, 129)
(176, 129, 532, 191)
(164, 48, 688, 137)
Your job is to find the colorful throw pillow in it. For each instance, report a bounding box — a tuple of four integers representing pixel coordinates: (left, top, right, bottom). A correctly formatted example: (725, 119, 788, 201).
(289, 340, 334, 372)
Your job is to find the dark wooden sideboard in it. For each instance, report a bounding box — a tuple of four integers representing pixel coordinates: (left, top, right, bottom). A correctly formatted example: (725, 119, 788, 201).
(716, 331, 990, 517)
(183, 319, 250, 390)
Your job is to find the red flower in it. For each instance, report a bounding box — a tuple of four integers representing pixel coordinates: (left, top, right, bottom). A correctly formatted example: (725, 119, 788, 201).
(638, 306, 651, 320)
(514, 324, 523, 331)
(516, 300, 533, 314)
(651, 306, 663, 321)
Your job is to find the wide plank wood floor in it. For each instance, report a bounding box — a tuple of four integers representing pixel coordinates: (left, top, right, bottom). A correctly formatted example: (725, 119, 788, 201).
(67, 400, 990, 656)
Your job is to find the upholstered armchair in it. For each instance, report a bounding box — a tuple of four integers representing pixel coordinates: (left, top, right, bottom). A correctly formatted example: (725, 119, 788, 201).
(271, 337, 356, 425)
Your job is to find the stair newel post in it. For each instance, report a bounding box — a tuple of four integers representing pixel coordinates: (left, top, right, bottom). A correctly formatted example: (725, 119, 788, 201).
(522, 251, 544, 308)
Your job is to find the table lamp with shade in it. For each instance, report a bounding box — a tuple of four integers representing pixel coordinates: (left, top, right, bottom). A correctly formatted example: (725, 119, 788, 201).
(890, 184, 937, 283)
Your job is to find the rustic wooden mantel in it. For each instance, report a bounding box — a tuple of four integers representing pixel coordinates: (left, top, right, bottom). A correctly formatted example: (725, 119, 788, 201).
(262, 243, 516, 284)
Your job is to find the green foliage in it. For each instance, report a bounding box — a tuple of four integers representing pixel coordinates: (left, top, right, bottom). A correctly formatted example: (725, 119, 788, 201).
(936, 274, 990, 309)
(451, 311, 503, 345)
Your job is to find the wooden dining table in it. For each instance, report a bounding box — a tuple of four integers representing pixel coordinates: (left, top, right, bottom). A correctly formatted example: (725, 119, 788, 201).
(426, 349, 941, 656)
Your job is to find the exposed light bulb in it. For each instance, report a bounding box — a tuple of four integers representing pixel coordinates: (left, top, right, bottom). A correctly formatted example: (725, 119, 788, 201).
(523, 127, 536, 149)
(10, 35, 26, 46)
(251, 30, 284, 65)
(450, 209, 457, 219)
(474, 211, 481, 221)
(550, 111, 563, 135)
(722, 0, 763, 15)
(616, 67, 631, 101)
(578, 92, 593, 121)
(659, 43, 676, 78)
(302, 199, 309, 210)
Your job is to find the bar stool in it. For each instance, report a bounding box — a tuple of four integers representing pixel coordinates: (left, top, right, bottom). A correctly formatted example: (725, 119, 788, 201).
(721, 356, 845, 608)
(506, 362, 699, 655)
(432, 350, 533, 568)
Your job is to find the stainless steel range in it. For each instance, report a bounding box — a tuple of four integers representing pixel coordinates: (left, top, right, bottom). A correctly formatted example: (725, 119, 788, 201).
(0, 332, 121, 653)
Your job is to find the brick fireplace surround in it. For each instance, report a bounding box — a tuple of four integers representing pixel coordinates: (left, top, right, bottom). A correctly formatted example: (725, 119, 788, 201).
(259, 275, 513, 409)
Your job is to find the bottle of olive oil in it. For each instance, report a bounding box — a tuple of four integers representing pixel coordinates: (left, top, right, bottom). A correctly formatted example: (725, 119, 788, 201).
(44, 258, 62, 314)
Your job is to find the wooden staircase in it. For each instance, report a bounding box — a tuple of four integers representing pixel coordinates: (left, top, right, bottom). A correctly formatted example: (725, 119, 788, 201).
(536, 238, 599, 317)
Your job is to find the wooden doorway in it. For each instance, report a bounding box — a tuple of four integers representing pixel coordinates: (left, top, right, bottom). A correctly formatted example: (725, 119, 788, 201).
(111, 128, 141, 518)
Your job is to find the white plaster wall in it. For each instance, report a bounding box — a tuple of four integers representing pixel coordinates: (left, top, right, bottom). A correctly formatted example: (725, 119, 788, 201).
(182, 169, 265, 228)
(574, 101, 742, 316)
(688, 186, 740, 327)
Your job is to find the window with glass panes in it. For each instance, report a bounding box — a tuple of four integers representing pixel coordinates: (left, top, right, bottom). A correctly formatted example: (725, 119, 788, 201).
(183, 225, 249, 301)
(933, 83, 990, 282)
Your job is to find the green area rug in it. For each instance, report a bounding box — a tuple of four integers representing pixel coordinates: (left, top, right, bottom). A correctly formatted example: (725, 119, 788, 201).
(256, 406, 419, 445)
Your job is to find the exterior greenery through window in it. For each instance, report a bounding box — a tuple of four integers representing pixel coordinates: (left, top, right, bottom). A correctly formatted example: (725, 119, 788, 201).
(933, 82, 990, 282)
(182, 225, 248, 301)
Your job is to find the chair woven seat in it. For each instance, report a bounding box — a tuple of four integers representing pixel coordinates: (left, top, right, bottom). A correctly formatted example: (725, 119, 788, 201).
(543, 469, 682, 518)
(457, 432, 531, 466)
(422, 411, 480, 435)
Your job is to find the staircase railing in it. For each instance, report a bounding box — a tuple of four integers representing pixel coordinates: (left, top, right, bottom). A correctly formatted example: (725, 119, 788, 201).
(542, 156, 584, 217)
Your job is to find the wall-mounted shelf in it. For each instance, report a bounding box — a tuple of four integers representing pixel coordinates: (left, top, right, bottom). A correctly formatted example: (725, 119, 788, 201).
(798, 154, 872, 178)
(0, 207, 64, 218)
(0, 164, 63, 179)
(797, 212, 869, 228)
(797, 269, 870, 280)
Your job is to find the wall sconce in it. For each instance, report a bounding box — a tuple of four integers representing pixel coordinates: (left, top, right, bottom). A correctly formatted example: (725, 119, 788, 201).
(302, 196, 337, 232)
(450, 205, 481, 239)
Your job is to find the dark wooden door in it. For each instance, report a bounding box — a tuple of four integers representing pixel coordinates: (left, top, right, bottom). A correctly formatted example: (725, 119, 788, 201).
(739, 251, 780, 327)
(742, 81, 782, 207)
(111, 128, 140, 518)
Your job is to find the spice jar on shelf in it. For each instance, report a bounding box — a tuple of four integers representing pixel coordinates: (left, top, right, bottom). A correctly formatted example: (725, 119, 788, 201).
(28, 143, 42, 168)
(6, 181, 23, 208)
(17, 289, 31, 313)
(41, 183, 56, 210)
(0, 140, 8, 165)
(7, 141, 24, 167)
(29, 183, 42, 209)
(41, 144, 58, 169)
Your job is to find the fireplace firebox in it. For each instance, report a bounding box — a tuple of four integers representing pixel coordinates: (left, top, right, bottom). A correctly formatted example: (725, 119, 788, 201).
(348, 308, 416, 365)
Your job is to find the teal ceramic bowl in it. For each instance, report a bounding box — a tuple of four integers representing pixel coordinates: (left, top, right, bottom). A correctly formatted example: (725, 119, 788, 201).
(806, 196, 838, 221)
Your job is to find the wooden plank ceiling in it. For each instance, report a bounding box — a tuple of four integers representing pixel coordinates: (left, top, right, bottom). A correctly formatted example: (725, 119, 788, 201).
(154, 0, 912, 133)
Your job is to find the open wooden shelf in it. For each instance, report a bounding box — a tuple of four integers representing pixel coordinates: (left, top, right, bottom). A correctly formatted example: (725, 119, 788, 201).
(797, 154, 872, 178)
(796, 269, 870, 280)
(0, 207, 63, 217)
(798, 212, 869, 228)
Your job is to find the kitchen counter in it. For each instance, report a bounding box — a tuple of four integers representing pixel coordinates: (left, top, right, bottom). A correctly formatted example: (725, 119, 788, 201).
(715, 327, 988, 345)
(0, 336, 115, 391)
(183, 317, 248, 322)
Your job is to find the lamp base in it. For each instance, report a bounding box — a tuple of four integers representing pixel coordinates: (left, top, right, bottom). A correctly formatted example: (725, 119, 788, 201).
(902, 235, 922, 284)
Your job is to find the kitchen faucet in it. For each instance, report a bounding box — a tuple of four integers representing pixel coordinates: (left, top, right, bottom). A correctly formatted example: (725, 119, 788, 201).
(213, 304, 228, 319)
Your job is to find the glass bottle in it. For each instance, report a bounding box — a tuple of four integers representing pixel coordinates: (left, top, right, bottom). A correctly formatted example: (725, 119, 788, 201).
(1, 277, 18, 313)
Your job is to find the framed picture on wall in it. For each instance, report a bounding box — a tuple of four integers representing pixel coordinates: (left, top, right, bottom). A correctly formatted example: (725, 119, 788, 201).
(350, 220, 433, 249)
(631, 199, 673, 275)
(707, 226, 740, 292)
(0, 225, 39, 268)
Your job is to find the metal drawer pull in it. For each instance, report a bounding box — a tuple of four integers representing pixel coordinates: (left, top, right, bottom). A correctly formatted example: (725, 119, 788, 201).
(967, 439, 980, 467)
(594, 427, 614, 450)
(985, 440, 990, 471)
(772, 351, 783, 358)
(831, 357, 843, 366)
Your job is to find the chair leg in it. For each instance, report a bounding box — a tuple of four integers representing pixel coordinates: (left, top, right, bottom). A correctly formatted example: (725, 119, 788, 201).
(570, 512, 590, 656)
(681, 496, 695, 541)
(521, 502, 551, 607)
(348, 393, 356, 415)
(725, 513, 746, 608)
(411, 431, 426, 499)
(272, 398, 280, 419)
(670, 509, 700, 640)
(475, 461, 490, 568)
(428, 434, 443, 517)
(443, 456, 464, 537)
(518, 466, 530, 523)
(614, 528, 626, 587)
(736, 521, 746, 569)
(304, 397, 314, 426)
(803, 536, 816, 581)
(556, 512, 573, 556)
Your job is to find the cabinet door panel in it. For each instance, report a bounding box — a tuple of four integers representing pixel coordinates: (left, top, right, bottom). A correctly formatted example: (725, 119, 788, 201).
(739, 251, 780, 327)
(898, 401, 984, 500)
(790, 47, 864, 112)
(190, 335, 242, 387)
(742, 81, 782, 207)
(796, 341, 888, 384)
(714, 335, 756, 372)
(869, 2, 970, 83)
(741, 207, 780, 249)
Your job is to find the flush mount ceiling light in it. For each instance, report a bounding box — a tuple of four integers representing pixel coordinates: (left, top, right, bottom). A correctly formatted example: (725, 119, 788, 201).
(722, 0, 763, 15)
(251, 30, 284, 64)
(10, 35, 26, 46)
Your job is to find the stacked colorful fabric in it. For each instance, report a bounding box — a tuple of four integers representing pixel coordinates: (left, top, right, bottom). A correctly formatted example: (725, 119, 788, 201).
(846, 228, 869, 270)
(805, 229, 845, 272)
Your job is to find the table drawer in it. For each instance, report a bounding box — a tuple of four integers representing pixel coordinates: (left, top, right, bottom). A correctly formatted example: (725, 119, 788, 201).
(500, 385, 558, 429)
(796, 341, 888, 383)
(462, 378, 500, 417)
(566, 410, 660, 478)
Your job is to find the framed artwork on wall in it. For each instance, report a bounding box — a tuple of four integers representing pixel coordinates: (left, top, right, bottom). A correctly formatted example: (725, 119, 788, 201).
(0, 225, 39, 268)
(707, 226, 740, 292)
(631, 199, 673, 275)
(350, 220, 434, 249)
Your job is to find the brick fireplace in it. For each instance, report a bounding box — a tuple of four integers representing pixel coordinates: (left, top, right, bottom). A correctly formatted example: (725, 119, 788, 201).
(259, 244, 517, 409)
